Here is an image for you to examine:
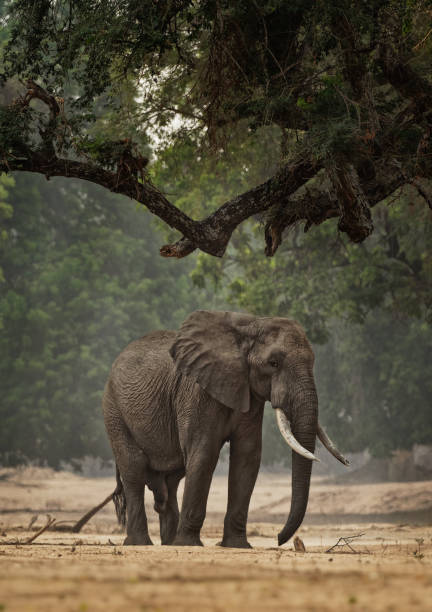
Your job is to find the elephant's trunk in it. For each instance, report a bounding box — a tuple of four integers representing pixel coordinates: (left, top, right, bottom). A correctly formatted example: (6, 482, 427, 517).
(278, 390, 318, 546)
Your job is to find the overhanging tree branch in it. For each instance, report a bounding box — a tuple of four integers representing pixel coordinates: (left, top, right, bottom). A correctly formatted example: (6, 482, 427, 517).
(0, 143, 319, 257)
(0, 80, 429, 259)
(1, 82, 322, 258)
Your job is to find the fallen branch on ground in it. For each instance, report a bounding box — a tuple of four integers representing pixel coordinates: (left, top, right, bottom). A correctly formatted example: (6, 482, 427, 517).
(326, 532, 369, 554)
(0, 514, 56, 545)
(48, 492, 115, 533)
(70, 493, 114, 533)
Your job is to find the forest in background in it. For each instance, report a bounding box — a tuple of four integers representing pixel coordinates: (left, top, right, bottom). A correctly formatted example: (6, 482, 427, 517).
(0, 1, 431, 468)
(1, 126, 430, 467)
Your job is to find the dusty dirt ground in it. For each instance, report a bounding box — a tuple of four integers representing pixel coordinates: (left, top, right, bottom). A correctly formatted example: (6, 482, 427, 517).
(1, 467, 431, 611)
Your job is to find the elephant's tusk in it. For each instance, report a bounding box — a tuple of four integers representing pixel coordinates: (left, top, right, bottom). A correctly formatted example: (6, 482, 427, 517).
(275, 409, 320, 462)
(317, 423, 350, 466)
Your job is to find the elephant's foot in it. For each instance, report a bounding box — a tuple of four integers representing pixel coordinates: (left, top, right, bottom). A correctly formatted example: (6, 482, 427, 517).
(172, 532, 203, 546)
(159, 508, 179, 545)
(123, 534, 153, 546)
(218, 535, 252, 549)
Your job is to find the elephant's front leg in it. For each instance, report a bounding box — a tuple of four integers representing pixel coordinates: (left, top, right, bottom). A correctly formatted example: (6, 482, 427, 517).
(173, 443, 220, 546)
(221, 407, 263, 548)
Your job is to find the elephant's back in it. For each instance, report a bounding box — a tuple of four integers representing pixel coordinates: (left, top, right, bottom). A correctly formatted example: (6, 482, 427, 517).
(124, 329, 176, 355)
(110, 330, 177, 390)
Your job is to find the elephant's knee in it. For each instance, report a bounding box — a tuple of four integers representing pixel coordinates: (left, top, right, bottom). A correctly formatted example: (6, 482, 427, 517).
(154, 497, 167, 514)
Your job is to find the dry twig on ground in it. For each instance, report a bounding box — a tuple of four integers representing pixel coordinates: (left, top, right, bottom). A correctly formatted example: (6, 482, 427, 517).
(326, 533, 369, 554)
(0, 514, 56, 545)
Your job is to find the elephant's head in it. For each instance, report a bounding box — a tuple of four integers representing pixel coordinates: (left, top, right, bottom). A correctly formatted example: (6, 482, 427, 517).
(170, 310, 348, 545)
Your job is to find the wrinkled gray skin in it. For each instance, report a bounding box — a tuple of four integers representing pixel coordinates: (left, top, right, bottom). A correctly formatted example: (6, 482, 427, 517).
(103, 310, 317, 548)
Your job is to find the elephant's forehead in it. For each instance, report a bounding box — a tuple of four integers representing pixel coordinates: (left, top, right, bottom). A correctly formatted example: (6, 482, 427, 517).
(256, 318, 309, 346)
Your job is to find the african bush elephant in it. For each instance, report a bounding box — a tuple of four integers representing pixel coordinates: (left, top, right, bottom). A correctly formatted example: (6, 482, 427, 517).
(103, 310, 348, 548)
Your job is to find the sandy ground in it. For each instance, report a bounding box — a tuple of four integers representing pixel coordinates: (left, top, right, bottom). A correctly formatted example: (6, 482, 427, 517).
(1, 467, 432, 611)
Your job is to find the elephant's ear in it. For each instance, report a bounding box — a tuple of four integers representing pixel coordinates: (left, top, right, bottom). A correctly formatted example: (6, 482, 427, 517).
(169, 310, 255, 413)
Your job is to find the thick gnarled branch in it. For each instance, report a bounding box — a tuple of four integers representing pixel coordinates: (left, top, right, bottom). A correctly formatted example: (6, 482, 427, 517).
(21, 79, 61, 118)
(1, 147, 318, 257)
(264, 159, 408, 256)
(0, 81, 426, 260)
(0, 142, 414, 260)
(2, 83, 320, 258)
(327, 163, 373, 243)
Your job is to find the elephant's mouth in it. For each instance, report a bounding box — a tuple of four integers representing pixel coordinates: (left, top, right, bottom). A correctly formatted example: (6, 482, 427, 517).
(274, 408, 350, 466)
(251, 388, 267, 403)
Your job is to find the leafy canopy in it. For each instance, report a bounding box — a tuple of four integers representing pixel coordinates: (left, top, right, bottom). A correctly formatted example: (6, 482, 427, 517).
(0, 0, 431, 258)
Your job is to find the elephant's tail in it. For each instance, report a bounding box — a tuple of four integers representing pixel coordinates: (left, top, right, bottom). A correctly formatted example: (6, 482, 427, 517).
(112, 464, 127, 527)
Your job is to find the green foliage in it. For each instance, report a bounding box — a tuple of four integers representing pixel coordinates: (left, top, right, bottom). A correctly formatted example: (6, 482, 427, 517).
(223, 194, 432, 339)
(152, 123, 432, 462)
(219, 192, 431, 458)
(0, 172, 14, 284)
(151, 121, 282, 244)
(3, 0, 432, 163)
(0, 172, 203, 466)
(316, 315, 432, 458)
(224, 195, 432, 458)
(0, 120, 430, 465)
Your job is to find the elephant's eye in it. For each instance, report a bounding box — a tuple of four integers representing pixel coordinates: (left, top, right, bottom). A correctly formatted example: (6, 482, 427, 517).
(269, 360, 279, 368)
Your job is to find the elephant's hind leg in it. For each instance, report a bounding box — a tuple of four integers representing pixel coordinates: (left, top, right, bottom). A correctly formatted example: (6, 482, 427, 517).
(157, 470, 183, 545)
(122, 479, 153, 546)
(106, 414, 153, 546)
